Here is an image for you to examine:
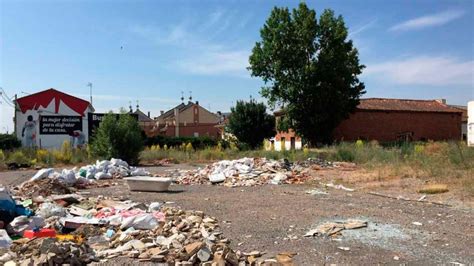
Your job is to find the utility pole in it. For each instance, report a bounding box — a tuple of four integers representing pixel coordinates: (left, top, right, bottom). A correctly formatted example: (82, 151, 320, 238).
(87, 82, 93, 106)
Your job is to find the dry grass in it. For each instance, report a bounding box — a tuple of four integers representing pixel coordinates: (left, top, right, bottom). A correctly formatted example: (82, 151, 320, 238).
(418, 184, 449, 194)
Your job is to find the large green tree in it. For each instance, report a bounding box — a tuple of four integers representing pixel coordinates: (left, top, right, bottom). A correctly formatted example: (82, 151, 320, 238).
(249, 3, 365, 145)
(227, 100, 275, 149)
(90, 113, 144, 165)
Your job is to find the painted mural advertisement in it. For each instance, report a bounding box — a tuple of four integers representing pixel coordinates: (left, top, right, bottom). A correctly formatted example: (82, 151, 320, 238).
(39, 116, 83, 135)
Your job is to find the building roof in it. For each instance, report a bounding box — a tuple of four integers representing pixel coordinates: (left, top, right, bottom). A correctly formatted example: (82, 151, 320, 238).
(15, 88, 93, 116)
(131, 109, 154, 122)
(158, 102, 194, 119)
(357, 98, 462, 113)
(448, 105, 468, 122)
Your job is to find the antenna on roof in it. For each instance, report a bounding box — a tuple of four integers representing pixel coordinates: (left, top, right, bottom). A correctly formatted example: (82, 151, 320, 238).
(189, 91, 192, 102)
(87, 82, 93, 106)
(180, 91, 184, 103)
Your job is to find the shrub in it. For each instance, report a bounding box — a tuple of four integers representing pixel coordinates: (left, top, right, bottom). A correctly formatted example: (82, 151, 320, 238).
(336, 148, 355, 162)
(7, 150, 31, 167)
(90, 113, 144, 165)
(0, 134, 21, 150)
(0, 149, 5, 162)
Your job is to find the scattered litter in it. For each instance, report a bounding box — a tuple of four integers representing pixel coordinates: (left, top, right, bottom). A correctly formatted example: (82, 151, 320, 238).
(394, 256, 400, 261)
(0, 229, 12, 248)
(412, 222, 423, 226)
(305, 219, 367, 237)
(323, 183, 355, 192)
(305, 189, 329, 195)
(337, 246, 350, 251)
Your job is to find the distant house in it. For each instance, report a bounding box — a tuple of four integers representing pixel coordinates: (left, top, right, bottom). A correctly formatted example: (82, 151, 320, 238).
(155, 101, 220, 138)
(447, 103, 468, 141)
(271, 110, 302, 151)
(270, 98, 463, 149)
(129, 106, 156, 137)
(333, 98, 463, 142)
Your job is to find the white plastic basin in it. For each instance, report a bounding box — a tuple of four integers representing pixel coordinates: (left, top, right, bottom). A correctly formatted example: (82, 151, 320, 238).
(124, 177, 172, 192)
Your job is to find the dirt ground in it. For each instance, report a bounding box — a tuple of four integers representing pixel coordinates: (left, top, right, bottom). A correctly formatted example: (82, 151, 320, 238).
(1, 164, 473, 265)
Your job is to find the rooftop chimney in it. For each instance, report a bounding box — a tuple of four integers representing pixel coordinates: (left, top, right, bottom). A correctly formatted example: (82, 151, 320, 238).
(160, 110, 164, 115)
(196, 101, 199, 105)
(147, 111, 150, 118)
(436, 99, 447, 104)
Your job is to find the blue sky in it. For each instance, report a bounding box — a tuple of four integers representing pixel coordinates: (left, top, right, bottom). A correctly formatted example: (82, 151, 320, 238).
(1, 0, 473, 133)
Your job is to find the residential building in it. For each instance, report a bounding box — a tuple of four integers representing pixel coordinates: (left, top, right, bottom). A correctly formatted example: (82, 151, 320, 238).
(13, 88, 94, 149)
(270, 98, 463, 149)
(333, 98, 462, 142)
(271, 110, 302, 151)
(155, 101, 220, 138)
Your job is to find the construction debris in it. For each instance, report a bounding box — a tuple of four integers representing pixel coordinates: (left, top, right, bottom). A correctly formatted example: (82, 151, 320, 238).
(13, 158, 150, 198)
(1, 182, 297, 264)
(174, 157, 335, 187)
(305, 219, 368, 237)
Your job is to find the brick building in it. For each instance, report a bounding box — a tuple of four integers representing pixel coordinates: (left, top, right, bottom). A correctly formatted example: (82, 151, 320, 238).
(271, 98, 463, 149)
(155, 101, 220, 138)
(333, 98, 463, 142)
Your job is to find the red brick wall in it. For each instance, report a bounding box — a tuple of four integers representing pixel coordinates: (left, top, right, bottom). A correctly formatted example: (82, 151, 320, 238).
(275, 129, 301, 141)
(161, 124, 220, 138)
(333, 110, 462, 142)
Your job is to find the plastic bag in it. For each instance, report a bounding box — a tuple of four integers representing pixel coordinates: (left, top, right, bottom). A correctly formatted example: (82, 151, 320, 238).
(37, 202, 66, 218)
(6, 216, 45, 236)
(130, 168, 150, 176)
(120, 214, 158, 230)
(94, 171, 112, 180)
(0, 230, 12, 248)
(59, 169, 77, 185)
(30, 168, 54, 181)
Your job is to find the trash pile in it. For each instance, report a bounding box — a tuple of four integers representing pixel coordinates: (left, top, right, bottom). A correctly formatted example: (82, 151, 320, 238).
(1, 186, 297, 265)
(13, 158, 150, 197)
(175, 157, 320, 187)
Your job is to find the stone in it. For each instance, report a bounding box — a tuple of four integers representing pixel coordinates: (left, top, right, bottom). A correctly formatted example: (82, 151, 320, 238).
(197, 246, 212, 262)
(150, 255, 165, 262)
(185, 241, 203, 256)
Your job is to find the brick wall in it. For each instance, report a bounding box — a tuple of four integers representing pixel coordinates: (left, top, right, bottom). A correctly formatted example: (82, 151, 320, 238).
(161, 124, 220, 138)
(333, 110, 462, 142)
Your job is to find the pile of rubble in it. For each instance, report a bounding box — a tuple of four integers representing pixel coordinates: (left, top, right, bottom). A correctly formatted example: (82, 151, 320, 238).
(13, 158, 149, 197)
(175, 157, 334, 187)
(1, 186, 297, 265)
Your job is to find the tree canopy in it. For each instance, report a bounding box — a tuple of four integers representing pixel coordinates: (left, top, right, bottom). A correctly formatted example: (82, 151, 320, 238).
(249, 3, 365, 145)
(227, 100, 275, 149)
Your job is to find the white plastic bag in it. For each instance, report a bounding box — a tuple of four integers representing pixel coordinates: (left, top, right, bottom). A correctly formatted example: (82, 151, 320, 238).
(37, 202, 66, 218)
(0, 230, 12, 249)
(60, 169, 77, 185)
(120, 214, 158, 230)
(94, 171, 112, 180)
(31, 168, 54, 181)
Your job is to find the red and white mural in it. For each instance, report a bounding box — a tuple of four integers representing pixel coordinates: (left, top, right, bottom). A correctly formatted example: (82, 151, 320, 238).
(14, 88, 94, 149)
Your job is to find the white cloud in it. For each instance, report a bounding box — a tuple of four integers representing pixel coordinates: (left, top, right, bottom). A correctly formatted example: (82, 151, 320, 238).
(364, 56, 474, 86)
(349, 18, 378, 37)
(390, 10, 465, 31)
(176, 50, 250, 77)
(128, 9, 250, 78)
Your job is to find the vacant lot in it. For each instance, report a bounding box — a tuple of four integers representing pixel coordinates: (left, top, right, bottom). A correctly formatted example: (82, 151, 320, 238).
(1, 164, 472, 265)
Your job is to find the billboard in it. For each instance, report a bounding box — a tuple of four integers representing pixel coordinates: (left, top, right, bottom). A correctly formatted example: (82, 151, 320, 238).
(87, 113, 138, 137)
(39, 116, 83, 135)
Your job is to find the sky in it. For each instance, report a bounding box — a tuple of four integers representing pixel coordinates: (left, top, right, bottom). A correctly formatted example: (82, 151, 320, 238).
(1, 0, 473, 133)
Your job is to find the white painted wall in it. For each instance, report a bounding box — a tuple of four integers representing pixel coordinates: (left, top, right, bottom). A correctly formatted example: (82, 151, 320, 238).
(468, 101, 474, 147)
(271, 140, 302, 151)
(15, 99, 93, 149)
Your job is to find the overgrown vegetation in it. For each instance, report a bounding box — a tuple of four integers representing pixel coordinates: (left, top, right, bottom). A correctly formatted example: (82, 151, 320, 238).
(144, 135, 220, 150)
(0, 133, 21, 150)
(90, 113, 144, 165)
